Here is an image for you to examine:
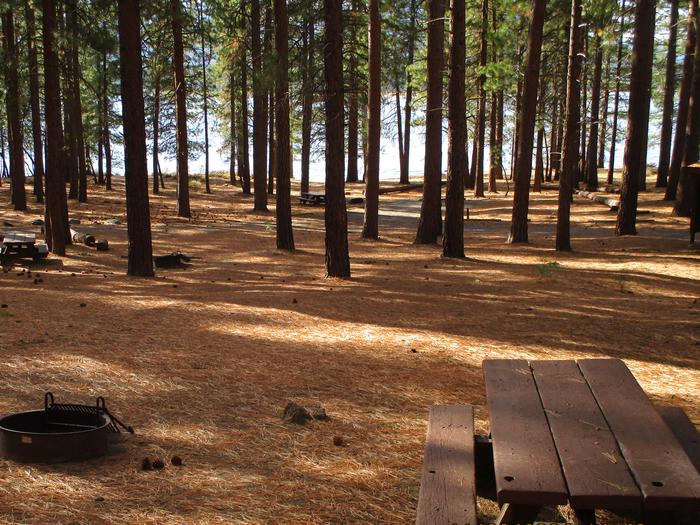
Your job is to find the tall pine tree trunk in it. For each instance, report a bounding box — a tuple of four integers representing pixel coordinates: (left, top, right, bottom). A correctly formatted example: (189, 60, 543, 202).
(252, 0, 268, 211)
(198, 0, 210, 194)
(677, 2, 700, 217)
(666, 0, 695, 201)
(2, 9, 26, 211)
(474, 0, 488, 198)
(300, 17, 313, 195)
(346, 0, 359, 184)
(443, 0, 466, 258)
(556, 0, 583, 251)
(415, 0, 444, 244)
(25, 2, 44, 203)
(153, 70, 161, 194)
(400, 0, 417, 185)
(238, 36, 251, 194)
(616, 0, 657, 235)
(657, 0, 679, 188)
(274, 0, 294, 250)
(363, 0, 381, 239)
(67, 0, 87, 203)
(597, 52, 610, 168)
(585, 33, 603, 191)
(608, 0, 627, 184)
(171, 0, 190, 217)
(229, 67, 237, 185)
(117, 0, 154, 277)
(508, 0, 546, 243)
(323, 0, 351, 276)
(42, 0, 68, 254)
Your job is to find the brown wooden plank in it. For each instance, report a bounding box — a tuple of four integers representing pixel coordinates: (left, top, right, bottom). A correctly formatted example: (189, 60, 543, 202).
(578, 359, 700, 511)
(483, 359, 568, 505)
(416, 405, 477, 525)
(657, 405, 700, 474)
(531, 360, 642, 511)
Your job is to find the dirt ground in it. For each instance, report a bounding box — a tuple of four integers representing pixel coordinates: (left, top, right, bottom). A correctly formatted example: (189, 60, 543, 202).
(0, 173, 698, 524)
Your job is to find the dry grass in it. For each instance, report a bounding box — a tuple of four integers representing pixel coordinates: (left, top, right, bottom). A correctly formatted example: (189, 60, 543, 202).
(0, 173, 698, 524)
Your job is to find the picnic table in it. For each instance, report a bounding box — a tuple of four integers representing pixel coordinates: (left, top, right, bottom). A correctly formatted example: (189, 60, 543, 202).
(298, 192, 326, 206)
(0, 232, 48, 264)
(416, 359, 700, 525)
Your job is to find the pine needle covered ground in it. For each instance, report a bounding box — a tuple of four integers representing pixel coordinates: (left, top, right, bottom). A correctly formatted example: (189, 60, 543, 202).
(0, 175, 698, 524)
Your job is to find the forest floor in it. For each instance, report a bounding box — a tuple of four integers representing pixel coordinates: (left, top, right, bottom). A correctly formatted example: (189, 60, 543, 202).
(0, 173, 698, 524)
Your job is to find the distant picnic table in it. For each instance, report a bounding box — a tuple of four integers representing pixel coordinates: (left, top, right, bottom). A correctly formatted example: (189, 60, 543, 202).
(298, 192, 326, 206)
(416, 359, 700, 525)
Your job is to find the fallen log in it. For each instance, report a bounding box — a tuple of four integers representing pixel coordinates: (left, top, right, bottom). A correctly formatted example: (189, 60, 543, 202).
(576, 190, 620, 211)
(377, 183, 424, 195)
(70, 229, 96, 247)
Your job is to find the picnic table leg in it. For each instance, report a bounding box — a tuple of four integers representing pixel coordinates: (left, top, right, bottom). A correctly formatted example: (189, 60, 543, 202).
(572, 508, 596, 525)
(494, 503, 540, 525)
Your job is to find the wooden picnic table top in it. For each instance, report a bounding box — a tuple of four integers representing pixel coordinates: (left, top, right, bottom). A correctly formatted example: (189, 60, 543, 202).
(483, 358, 700, 513)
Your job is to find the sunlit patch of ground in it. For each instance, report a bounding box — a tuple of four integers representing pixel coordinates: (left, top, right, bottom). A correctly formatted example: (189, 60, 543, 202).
(0, 172, 698, 524)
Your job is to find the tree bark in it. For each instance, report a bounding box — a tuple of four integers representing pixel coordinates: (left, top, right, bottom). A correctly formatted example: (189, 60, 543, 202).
(171, 0, 190, 217)
(324, 0, 350, 277)
(300, 17, 313, 195)
(25, 2, 44, 203)
(608, 0, 627, 184)
(363, 0, 381, 239)
(274, 0, 294, 250)
(229, 67, 237, 185)
(238, 35, 251, 194)
(117, 0, 154, 277)
(400, 0, 417, 185)
(677, 1, 700, 217)
(252, 0, 268, 211)
(346, 0, 359, 184)
(616, 0, 657, 235)
(67, 0, 87, 203)
(667, 0, 696, 200)
(474, 0, 488, 198)
(153, 70, 161, 194)
(657, 0, 679, 188)
(41, 0, 68, 254)
(585, 34, 603, 191)
(508, 0, 546, 244)
(415, 0, 444, 244)
(443, 0, 466, 258)
(197, 0, 210, 194)
(264, 5, 274, 195)
(598, 52, 610, 168)
(2, 9, 26, 211)
(556, 0, 583, 251)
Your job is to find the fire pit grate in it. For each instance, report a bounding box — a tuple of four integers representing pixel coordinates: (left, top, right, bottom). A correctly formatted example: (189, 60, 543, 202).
(0, 392, 134, 463)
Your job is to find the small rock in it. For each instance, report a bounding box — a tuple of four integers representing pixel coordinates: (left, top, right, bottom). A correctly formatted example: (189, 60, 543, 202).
(80, 303, 87, 307)
(152, 459, 165, 470)
(333, 436, 346, 447)
(94, 496, 105, 502)
(31, 219, 44, 226)
(69, 218, 81, 225)
(171, 455, 183, 466)
(282, 402, 312, 425)
(105, 218, 121, 225)
(141, 458, 152, 471)
(410, 348, 418, 353)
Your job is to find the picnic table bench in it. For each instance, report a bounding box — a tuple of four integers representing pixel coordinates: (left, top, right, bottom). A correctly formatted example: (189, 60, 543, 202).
(298, 192, 326, 206)
(416, 359, 700, 524)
